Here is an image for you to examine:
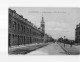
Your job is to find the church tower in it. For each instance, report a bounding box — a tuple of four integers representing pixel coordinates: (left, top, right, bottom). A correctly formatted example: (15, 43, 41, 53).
(41, 15, 45, 34)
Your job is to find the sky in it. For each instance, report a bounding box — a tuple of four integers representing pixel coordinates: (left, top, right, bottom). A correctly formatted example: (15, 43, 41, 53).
(10, 7, 80, 40)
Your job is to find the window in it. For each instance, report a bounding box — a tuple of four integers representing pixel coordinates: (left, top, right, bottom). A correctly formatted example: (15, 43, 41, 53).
(9, 20, 11, 28)
(12, 34, 14, 45)
(26, 27, 28, 33)
(26, 37, 27, 44)
(28, 28, 30, 34)
(9, 34, 11, 46)
(21, 25, 23, 33)
(30, 37, 32, 43)
(15, 35, 17, 45)
(18, 23, 19, 31)
(24, 26, 25, 33)
(24, 36, 25, 44)
(13, 21, 16, 30)
(9, 14, 11, 20)
(19, 36, 21, 44)
(26, 27, 29, 34)
(22, 36, 23, 44)
(28, 37, 29, 44)
(30, 29, 32, 34)
(18, 35, 19, 45)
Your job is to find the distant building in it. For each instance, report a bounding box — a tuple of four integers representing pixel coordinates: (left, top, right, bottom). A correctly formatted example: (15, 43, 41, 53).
(75, 23, 80, 43)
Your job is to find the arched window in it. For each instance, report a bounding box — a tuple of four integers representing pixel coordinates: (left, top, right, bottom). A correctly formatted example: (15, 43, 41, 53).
(24, 36, 25, 44)
(20, 36, 21, 45)
(26, 27, 29, 34)
(14, 35, 17, 45)
(21, 36, 23, 44)
(30, 37, 32, 44)
(18, 35, 19, 45)
(24, 26, 25, 33)
(13, 21, 16, 30)
(9, 20, 11, 28)
(8, 34, 11, 46)
(26, 37, 27, 44)
(21, 25, 23, 33)
(16, 35, 18, 45)
(18, 23, 19, 31)
(12, 34, 14, 45)
(28, 37, 29, 44)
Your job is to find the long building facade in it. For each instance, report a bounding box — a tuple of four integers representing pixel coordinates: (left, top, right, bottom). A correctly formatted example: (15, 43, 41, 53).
(75, 23, 80, 43)
(8, 8, 45, 46)
(8, 8, 53, 47)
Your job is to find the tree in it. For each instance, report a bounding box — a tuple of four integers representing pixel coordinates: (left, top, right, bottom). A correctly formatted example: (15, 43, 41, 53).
(58, 37, 63, 43)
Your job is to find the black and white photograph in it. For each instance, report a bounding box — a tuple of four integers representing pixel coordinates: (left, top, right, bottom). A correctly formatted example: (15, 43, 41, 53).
(1, 0, 80, 62)
(8, 7, 80, 55)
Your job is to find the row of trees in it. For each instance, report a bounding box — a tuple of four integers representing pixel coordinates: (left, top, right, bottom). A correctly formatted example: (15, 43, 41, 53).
(58, 37, 75, 45)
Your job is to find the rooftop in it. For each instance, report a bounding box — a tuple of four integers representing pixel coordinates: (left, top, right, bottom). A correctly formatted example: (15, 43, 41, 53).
(9, 8, 42, 32)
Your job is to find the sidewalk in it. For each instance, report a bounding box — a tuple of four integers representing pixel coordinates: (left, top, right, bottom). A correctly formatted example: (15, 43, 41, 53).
(27, 42, 67, 55)
(57, 42, 80, 55)
(8, 43, 49, 54)
(74, 45, 80, 53)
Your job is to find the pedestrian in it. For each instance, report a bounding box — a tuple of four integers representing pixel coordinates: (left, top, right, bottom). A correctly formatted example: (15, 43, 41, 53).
(64, 43, 65, 47)
(70, 42, 72, 47)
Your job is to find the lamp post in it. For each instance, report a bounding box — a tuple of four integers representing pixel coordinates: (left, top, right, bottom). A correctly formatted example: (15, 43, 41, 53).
(64, 36, 66, 47)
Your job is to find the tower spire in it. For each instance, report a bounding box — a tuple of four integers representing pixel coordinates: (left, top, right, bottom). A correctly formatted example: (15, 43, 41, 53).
(40, 14, 45, 42)
(41, 14, 45, 23)
(40, 14, 45, 34)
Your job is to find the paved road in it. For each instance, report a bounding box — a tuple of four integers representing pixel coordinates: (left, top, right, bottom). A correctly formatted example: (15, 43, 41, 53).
(27, 43, 67, 55)
(58, 42, 80, 55)
(9, 42, 79, 55)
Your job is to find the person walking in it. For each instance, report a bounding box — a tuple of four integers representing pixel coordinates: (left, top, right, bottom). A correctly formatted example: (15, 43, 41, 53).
(64, 36, 66, 47)
(70, 41, 72, 47)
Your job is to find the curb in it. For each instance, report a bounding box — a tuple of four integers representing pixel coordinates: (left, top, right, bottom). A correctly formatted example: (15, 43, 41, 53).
(57, 43, 71, 55)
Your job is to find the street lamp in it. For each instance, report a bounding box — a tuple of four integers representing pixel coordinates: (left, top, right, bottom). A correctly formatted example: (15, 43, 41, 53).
(64, 36, 66, 47)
